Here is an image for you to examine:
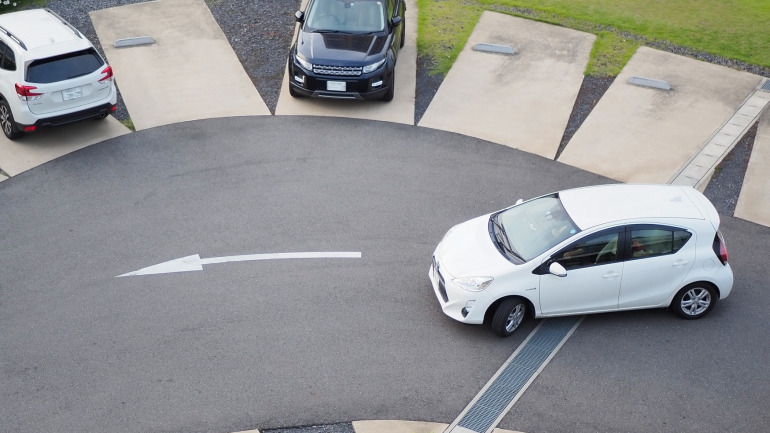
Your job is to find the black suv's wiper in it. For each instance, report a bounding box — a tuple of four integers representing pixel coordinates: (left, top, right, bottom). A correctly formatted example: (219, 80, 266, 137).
(315, 29, 343, 34)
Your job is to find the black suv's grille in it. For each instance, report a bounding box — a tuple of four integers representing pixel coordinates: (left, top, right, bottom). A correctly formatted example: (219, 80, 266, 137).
(313, 64, 362, 77)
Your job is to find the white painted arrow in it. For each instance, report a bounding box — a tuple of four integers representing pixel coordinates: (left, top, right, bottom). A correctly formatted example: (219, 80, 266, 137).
(117, 251, 362, 277)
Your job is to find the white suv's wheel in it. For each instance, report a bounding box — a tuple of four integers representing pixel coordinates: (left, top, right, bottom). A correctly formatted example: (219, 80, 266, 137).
(0, 100, 23, 140)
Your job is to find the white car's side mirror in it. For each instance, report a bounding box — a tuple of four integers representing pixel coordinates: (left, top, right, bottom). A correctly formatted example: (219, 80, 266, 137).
(549, 262, 567, 277)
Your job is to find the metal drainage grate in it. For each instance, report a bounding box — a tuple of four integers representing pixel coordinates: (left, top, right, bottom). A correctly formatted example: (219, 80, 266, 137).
(761, 79, 770, 92)
(451, 316, 583, 433)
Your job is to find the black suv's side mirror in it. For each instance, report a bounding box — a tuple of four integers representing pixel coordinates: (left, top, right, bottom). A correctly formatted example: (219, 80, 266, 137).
(391, 16, 402, 28)
(295, 11, 305, 22)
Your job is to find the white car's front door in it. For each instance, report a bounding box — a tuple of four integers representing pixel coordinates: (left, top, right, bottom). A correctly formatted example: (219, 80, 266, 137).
(539, 230, 623, 316)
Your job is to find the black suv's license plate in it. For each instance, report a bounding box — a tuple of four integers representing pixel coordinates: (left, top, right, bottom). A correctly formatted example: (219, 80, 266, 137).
(326, 81, 346, 92)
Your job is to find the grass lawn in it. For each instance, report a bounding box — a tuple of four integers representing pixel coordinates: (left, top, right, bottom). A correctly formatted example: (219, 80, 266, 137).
(418, 0, 770, 77)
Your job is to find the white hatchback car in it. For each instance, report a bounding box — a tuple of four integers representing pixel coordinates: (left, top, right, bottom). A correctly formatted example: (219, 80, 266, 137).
(429, 184, 733, 337)
(0, 9, 117, 140)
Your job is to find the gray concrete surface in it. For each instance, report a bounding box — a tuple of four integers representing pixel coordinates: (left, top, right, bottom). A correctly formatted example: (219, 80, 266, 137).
(418, 12, 595, 159)
(89, 0, 270, 131)
(558, 46, 764, 184)
(274, 0, 417, 125)
(735, 109, 770, 226)
(0, 116, 130, 176)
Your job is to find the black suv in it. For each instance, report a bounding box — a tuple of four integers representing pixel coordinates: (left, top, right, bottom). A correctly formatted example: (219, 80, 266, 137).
(287, 0, 406, 101)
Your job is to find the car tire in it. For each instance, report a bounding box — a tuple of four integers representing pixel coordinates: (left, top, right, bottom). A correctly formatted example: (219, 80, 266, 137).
(491, 298, 527, 337)
(0, 99, 23, 140)
(382, 74, 395, 102)
(671, 283, 717, 319)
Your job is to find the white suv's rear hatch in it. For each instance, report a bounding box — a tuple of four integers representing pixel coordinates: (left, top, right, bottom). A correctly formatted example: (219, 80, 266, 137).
(22, 48, 113, 116)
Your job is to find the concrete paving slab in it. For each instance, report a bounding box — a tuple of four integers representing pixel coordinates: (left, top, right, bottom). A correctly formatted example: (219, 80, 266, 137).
(274, 0, 417, 125)
(417, 12, 595, 159)
(90, 0, 270, 131)
(735, 109, 770, 227)
(352, 420, 525, 433)
(0, 116, 130, 176)
(558, 47, 764, 183)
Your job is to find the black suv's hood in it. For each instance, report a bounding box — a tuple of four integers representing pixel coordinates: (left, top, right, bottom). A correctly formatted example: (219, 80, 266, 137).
(296, 30, 388, 65)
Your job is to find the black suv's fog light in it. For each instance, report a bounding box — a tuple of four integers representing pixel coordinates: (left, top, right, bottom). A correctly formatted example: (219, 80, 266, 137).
(372, 79, 383, 88)
(293, 74, 305, 84)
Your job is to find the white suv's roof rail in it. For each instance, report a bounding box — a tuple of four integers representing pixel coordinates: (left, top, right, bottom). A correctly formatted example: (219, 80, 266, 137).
(0, 25, 27, 50)
(44, 8, 83, 39)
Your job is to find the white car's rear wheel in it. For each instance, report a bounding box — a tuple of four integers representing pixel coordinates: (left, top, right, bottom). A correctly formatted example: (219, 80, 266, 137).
(0, 100, 22, 140)
(672, 283, 716, 319)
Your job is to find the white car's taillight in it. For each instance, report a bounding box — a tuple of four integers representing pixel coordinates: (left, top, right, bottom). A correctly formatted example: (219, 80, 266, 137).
(713, 231, 728, 265)
(99, 65, 114, 82)
(15, 84, 43, 101)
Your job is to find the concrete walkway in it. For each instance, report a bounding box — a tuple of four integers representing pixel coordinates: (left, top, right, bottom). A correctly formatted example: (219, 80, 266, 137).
(558, 47, 764, 184)
(274, 0, 417, 125)
(735, 109, 770, 226)
(0, 117, 129, 177)
(418, 12, 595, 159)
(89, 0, 270, 131)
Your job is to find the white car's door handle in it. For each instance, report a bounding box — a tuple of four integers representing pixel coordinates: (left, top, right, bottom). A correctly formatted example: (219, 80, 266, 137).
(672, 259, 689, 267)
(602, 271, 620, 279)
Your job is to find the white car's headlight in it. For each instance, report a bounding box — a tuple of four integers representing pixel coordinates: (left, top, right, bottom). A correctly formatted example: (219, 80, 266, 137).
(362, 58, 386, 73)
(295, 54, 313, 71)
(453, 277, 493, 292)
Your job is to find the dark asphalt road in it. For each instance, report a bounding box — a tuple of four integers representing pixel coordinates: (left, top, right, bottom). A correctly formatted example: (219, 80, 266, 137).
(1, 117, 768, 433)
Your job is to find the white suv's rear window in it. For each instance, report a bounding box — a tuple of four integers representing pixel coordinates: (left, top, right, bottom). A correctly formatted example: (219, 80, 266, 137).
(26, 48, 104, 84)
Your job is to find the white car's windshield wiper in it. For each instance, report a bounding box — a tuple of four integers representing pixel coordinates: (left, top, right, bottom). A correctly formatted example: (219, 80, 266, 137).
(492, 214, 522, 261)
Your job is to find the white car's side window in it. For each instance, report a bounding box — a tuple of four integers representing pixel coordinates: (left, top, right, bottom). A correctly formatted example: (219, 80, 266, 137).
(554, 231, 620, 270)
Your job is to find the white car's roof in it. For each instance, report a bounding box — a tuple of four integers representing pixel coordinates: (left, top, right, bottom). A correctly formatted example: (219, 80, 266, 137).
(0, 9, 83, 51)
(559, 184, 715, 229)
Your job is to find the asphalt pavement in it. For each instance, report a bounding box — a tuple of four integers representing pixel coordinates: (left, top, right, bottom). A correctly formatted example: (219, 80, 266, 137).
(1, 1, 770, 433)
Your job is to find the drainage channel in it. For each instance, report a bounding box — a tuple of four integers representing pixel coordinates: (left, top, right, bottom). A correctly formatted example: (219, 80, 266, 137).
(444, 316, 584, 433)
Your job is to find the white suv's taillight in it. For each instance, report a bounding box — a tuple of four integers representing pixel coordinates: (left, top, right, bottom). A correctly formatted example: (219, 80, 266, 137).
(15, 84, 43, 101)
(99, 65, 114, 82)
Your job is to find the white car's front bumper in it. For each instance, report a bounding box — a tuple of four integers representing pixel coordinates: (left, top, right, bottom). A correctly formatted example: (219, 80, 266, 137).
(429, 257, 490, 325)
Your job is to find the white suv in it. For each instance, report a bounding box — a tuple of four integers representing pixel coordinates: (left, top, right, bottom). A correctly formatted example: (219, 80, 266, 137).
(0, 8, 117, 140)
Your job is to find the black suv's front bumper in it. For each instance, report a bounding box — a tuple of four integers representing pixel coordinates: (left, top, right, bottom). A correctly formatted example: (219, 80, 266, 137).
(288, 57, 393, 100)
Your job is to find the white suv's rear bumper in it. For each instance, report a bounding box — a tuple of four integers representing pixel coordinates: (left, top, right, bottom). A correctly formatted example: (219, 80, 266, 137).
(12, 83, 117, 129)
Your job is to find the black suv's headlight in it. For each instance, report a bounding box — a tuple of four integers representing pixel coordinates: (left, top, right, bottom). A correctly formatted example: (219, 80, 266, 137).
(295, 53, 313, 71)
(362, 58, 386, 74)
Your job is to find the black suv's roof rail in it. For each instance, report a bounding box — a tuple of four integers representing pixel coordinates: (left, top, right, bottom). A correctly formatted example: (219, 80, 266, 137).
(0, 25, 27, 51)
(45, 8, 83, 39)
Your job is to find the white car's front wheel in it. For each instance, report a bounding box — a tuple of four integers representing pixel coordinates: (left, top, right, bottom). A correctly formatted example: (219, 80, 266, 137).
(491, 298, 527, 337)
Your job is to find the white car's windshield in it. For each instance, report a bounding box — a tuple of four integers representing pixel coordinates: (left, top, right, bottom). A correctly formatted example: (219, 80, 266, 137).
(306, 0, 386, 33)
(493, 194, 579, 261)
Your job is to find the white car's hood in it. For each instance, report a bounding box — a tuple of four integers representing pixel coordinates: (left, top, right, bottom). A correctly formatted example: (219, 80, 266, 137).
(436, 214, 514, 278)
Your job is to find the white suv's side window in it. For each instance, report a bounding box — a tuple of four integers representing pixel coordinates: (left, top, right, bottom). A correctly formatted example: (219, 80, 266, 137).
(0, 41, 15, 71)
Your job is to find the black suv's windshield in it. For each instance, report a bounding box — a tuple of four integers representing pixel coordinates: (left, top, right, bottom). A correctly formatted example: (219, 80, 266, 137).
(306, 0, 386, 33)
(492, 194, 580, 262)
